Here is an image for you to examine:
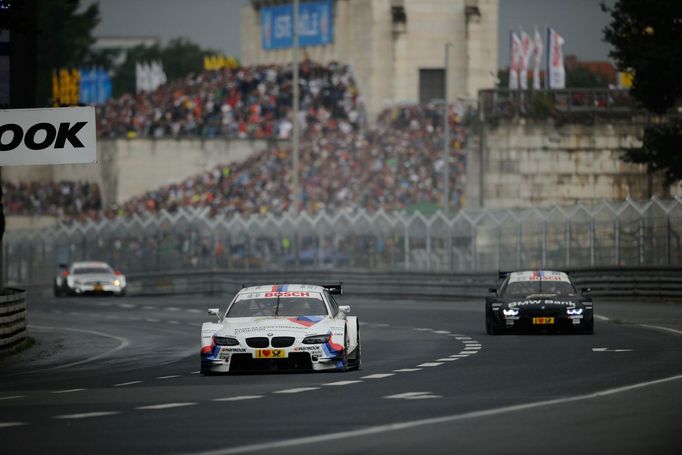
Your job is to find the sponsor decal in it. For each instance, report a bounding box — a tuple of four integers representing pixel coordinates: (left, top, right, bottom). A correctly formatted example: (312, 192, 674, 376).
(222, 347, 247, 353)
(295, 346, 322, 352)
(254, 349, 287, 359)
(234, 325, 307, 334)
(508, 300, 576, 306)
(509, 271, 569, 283)
(264, 291, 310, 297)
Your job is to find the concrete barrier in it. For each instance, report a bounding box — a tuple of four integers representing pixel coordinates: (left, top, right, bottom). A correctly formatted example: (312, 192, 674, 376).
(0, 289, 28, 355)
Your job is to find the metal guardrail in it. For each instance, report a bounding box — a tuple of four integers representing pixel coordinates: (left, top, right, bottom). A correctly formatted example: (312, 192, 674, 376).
(0, 289, 28, 355)
(101, 267, 682, 300)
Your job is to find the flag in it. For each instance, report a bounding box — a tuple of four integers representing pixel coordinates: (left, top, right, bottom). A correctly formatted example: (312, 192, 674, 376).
(509, 31, 522, 89)
(135, 62, 143, 93)
(519, 29, 534, 90)
(547, 27, 566, 89)
(532, 26, 543, 90)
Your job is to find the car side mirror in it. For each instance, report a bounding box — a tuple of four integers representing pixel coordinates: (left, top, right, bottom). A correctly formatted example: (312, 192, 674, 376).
(59, 263, 68, 269)
(488, 288, 498, 294)
(339, 305, 351, 313)
(581, 288, 591, 294)
(208, 308, 220, 316)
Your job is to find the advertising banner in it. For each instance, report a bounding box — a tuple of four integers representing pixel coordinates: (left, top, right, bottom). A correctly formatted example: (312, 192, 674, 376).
(509, 31, 521, 89)
(261, 0, 333, 50)
(0, 106, 97, 166)
(519, 29, 534, 90)
(547, 27, 566, 89)
(532, 26, 543, 90)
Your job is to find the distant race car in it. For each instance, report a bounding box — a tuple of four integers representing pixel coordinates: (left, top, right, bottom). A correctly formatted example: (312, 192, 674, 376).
(485, 270, 593, 334)
(54, 261, 127, 297)
(200, 284, 361, 374)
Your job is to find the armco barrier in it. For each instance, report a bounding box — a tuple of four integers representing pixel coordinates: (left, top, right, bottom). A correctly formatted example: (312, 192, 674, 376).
(0, 289, 28, 355)
(123, 268, 682, 300)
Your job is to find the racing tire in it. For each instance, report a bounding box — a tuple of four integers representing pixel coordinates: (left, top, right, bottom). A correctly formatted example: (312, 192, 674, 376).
(578, 319, 594, 335)
(53, 284, 63, 298)
(485, 311, 499, 335)
(339, 329, 349, 372)
(348, 323, 361, 371)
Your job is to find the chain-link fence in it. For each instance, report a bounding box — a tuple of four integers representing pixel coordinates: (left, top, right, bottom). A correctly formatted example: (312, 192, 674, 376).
(5, 197, 682, 286)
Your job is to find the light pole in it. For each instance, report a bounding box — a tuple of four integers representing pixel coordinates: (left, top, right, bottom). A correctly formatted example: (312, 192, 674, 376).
(442, 42, 451, 216)
(291, 0, 300, 213)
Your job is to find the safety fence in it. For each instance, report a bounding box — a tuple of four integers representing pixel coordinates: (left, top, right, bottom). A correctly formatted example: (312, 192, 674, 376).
(4, 197, 682, 287)
(0, 289, 28, 355)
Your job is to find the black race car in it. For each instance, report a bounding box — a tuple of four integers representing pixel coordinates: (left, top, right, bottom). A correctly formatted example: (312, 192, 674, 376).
(485, 270, 593, 334)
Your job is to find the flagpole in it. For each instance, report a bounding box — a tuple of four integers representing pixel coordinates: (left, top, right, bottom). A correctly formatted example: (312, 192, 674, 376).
(443, 42, 451, 216)
(292, 0, 300, 213)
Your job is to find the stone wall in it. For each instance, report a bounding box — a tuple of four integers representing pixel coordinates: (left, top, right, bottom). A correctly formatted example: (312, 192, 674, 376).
(3, 139, 269, 207)
(465, 118, 679, 209)
(241, 0, 498, 120)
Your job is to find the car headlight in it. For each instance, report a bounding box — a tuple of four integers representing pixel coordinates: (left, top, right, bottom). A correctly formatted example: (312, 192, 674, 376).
(302, 334, 331, 344)
(113, 279, 121, 287)
(567, 308, 583, 315)
(502, 308, 520, 317)
(213, 336, 239, 346)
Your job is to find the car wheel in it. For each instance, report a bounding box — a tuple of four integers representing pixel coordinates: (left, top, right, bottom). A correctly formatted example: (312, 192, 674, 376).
(53, 284, 62, 297)
(348, 323, 361, 370)
(486, 310, 498, 335)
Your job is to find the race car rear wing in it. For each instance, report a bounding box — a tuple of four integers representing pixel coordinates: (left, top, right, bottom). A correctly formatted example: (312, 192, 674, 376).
(498, 271, 511, 280)
(322, 283, 343, 295)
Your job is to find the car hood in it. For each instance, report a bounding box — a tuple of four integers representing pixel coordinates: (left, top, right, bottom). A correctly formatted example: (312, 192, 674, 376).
(72, 273, 117, 281)
(216, 316, 335, 337)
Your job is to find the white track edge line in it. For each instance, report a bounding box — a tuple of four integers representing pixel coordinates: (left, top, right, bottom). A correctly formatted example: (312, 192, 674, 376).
(192, 373, 682, 455)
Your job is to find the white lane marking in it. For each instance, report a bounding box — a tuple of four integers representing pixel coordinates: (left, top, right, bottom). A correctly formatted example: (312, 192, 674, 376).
(273, 387, 320, 394)
(168, 320, 181, 325)
(53, 411, 119, 420)
(166, 307, 181, 312)
(594, 314, 610, 321)
(51, 388, 86, 394)
(455, 336, 471, 340)
(436, 358, 458, 362)
(137, 402, 197, 410)
(142, 305, 154, 310)
(190, 371, 201, 374)
(28, 325, 130, 370)
(460, 351, 479, 355)
(413, 328, 432, 332)
(145, 318, 160, 323)
(417, 362, 443, 367)
(384, 392, 442, 400)
(0, 422, 27, 429)
(449, 355, 468, 358)
(117, 303, 136, 309)
(432, 330, 450, 335)
(361, 374, 395, 379)
(213, 396, 263, 402)
(186, 309, 201, 313)
(393, 368, 422, 372)
(639, 324, 682, 336)
(156, 375, 180, 380)
(372, 323, 390, 328)
(592, 348, 633, 352)
(0, 395, 24, 401)
(198, 374, 682, 455)
(127, 317, 141, 321)
(114, 381, 142, 387)
(322, 380, 362, 386)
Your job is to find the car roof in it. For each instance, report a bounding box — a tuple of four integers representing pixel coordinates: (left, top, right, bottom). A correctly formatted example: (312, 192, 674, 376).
(71, 261, 111, 268)
(238, 284, 327, 294)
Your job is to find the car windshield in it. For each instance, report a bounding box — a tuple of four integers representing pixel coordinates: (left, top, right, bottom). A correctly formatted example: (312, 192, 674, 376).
(226, 292, 328, 318)
(502, 280, 576, 297)
(72, 267, 112, 275)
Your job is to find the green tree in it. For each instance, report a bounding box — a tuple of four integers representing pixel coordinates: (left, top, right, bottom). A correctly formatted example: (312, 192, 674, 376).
(35, 0, 104, 105)
(113, 38, 216, 97)
(603, 0, 682, 182)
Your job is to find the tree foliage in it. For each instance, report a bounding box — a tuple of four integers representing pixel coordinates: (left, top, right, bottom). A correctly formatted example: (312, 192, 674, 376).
(36, 0, 104, 105)
(603, 0, 682, 183)
(113, 38, 217, 97)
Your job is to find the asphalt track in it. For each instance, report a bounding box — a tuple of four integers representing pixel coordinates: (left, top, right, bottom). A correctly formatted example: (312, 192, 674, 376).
(1, 293, 681, 454)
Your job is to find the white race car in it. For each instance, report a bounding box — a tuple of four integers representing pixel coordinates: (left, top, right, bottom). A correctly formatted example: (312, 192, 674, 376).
(200, 284, 361, 374)
(54, 261, 127, 297)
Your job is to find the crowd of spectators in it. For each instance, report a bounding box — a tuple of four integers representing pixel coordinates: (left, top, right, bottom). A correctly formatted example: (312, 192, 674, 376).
(2, 181, 102, 217)
(7, 61, 472, 221)
(101, 103, 469, 219)
(96, 60, 363, 140)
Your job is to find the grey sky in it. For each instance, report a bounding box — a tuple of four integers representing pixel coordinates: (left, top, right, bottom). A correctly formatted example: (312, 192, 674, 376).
(82, 0, 615, 67)
(498, 0, 615, 66)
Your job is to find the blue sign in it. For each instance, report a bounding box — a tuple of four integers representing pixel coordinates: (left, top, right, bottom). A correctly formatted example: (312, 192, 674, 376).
(261, 0, 333, 50)
(79, 67, 112, 105)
